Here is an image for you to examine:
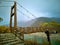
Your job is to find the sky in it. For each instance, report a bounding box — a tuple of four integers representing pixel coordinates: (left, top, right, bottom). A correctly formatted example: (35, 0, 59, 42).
(0, 0, 60, 25)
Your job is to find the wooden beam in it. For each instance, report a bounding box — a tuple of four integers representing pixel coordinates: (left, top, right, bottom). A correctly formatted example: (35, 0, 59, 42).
(11, 13, 14, 17)
(11, 5, 14, 10)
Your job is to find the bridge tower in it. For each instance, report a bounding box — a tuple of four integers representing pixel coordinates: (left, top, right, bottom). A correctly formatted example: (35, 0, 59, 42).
(10, 1, 24, 42)
(10, 1, 17, 32)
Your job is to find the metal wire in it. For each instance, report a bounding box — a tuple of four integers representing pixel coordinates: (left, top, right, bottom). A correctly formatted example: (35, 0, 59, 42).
(16, 2, 36, 18)
(17, 8, 31, 18)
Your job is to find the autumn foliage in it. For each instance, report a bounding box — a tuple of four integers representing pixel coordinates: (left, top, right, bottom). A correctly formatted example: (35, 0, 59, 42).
(0, 26, 10, 33)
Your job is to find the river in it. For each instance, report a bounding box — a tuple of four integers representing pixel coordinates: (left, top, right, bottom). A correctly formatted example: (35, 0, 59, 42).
(24, 32, 60, 45)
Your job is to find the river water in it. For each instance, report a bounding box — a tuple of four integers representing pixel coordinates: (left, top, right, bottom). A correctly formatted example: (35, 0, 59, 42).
(24, 32, 60, 45)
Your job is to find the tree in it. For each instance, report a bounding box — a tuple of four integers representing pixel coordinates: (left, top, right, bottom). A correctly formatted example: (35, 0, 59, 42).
(0, 17, 3, 22)
(40, 21, 60, 32)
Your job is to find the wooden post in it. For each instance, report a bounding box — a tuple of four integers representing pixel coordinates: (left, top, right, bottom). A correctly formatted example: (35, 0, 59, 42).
(14, 1, 17, 30)
(10, 6, 12, 32)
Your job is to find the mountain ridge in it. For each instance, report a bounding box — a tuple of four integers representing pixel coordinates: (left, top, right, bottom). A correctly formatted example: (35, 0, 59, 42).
(2, 17, 60, 27)
(17, 17, 60, 27)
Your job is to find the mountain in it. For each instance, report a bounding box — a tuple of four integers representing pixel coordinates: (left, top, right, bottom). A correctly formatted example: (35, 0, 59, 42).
(3, 17, 60, 27)
(17, 17, 60, 27)
(17, 19, 36, 27)
(30, 17, 60, 27)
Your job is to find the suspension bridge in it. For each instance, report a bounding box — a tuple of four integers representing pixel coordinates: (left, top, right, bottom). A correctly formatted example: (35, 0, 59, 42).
(0, 1, 52, 45)
(0, 0, 41, 41)
(0, 1, 42, 34)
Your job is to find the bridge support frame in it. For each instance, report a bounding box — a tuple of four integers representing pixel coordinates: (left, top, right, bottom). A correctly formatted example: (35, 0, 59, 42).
(10, 1, 24, 41)
(10, 1, 17, 32)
